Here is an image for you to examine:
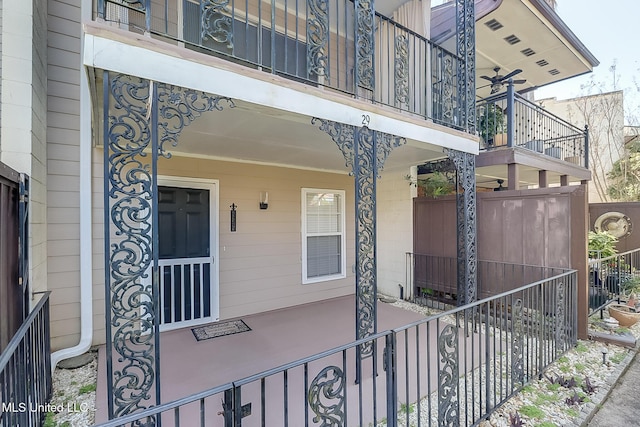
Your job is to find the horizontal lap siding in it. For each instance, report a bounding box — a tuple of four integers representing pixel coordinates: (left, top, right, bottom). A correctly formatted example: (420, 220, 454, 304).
(47, 0, 82, 351)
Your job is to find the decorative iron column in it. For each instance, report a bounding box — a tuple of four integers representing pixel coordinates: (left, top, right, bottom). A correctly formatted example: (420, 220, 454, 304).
(313, 119, 405, 348)
(103, 71, 233, 420)
(307, 0, 330, 80)
(447, 149, 477, 305)
(456, 0, 476, 132)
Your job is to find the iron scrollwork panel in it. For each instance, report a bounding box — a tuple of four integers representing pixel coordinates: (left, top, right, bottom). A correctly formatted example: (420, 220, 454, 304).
(455, 0, 476, 132)
(104, 73, 158, 419)
(555, 282, 566, 354)
(201, 0, 233, 48)
(313, 118, 405, 351)
(307, 0, 330, 80)
(447, 149, 477, 305)
(355, 0, 375, 91)
(308, 366, 346, 425)
(394, 35, 409, 107)
(511, 298, 524, 385)
(104, 73, 234, 420)
(438, 324, 459, 426)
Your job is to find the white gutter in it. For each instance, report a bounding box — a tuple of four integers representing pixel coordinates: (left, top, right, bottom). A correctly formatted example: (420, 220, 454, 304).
(51, 0, 93, 370)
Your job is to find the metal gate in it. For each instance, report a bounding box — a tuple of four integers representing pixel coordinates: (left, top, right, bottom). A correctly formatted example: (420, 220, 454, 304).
(0, 161, 29, 352)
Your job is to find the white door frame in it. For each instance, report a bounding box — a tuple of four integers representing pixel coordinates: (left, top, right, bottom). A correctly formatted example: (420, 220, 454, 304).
(156, 176, 220, 331)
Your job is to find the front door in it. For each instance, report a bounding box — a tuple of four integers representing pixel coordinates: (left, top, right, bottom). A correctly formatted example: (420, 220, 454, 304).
(158, 181, 218, 331)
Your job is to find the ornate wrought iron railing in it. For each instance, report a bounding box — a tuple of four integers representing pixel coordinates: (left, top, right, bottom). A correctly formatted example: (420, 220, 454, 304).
(95, 0, 464, 128)
(95, 272, 577, 426)
(476, 83, 589, 168)
(0, 292, 52, 427)
(406, 253, 570, 307)
(588, 248, 640, 315)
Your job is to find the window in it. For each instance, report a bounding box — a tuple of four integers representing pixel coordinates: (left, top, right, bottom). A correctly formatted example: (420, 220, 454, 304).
(302, 189, 346, 284)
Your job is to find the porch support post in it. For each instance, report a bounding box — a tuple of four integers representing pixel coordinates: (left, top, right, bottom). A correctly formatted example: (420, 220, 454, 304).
(103, 71, 233, 420)
(508, 163, 520, 191)
(313, 119, 405, 347)
(447, 149, 477, 305)
(456, 0, 476, 132)
(354, 0, 375, 91)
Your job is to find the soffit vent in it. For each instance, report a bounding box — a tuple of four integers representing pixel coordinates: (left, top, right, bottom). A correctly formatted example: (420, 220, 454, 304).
(485, 19, 503, 31)
(536, 59, 549, 67)
(521, 48, 536, 57)
(549, 69, 560, 75)
(504, 34, 521, 45)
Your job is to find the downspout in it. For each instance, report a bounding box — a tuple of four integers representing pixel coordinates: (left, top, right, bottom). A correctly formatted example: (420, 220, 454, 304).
(51, 0, 93, 369)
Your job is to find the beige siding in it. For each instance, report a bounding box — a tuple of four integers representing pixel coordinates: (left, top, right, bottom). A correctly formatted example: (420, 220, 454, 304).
(47, 0, 82, 351)
(377, 169, 415, 299)
(91, 153, 356, 345)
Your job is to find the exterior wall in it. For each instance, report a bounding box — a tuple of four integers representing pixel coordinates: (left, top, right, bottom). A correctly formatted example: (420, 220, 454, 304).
(377, 168, 416, 299)
(0, 0, 49, 303)
(47, 0, 82, 350)
(90, 153, 357, 345)
(539, 92, 625, 203)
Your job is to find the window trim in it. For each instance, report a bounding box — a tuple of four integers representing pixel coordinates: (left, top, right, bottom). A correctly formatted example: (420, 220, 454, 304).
(301, 188, 347, 284)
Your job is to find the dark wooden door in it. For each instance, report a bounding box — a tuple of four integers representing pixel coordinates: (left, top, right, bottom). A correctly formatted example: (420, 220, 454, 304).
(158, 186, 213, 329)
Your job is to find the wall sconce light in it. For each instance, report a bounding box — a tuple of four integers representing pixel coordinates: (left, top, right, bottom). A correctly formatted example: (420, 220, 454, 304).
(259, 191, 269, 210)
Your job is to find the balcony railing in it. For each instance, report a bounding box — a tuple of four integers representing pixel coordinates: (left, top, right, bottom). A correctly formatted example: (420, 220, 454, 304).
(95, 271, 576, 426)
(95, 0, 464, 128)
(406, 253, 571, 307)
(0, 292, 52, 427)
(476, 83, 589, 168)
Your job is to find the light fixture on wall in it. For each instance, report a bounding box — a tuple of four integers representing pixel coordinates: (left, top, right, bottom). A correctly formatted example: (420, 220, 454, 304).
(259, 191, 269, 210)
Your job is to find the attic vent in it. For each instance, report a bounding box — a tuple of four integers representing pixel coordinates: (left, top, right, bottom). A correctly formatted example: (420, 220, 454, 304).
(548, 69, 560, 75)
(504, 34, 521, 45)
(536, 59, 549, 67)
(520, 48, 536, 57)
(485, 19, 503, 31)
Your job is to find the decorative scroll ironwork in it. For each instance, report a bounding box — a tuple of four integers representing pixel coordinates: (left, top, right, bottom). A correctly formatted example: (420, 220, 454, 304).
(442, 55, 455, 124)
(355, 0, 375, 90)
(313, 118, 405, 353)
(511, 298, 524, 385)
(456, 0, 476, 132)
(104, 73, 157, 420)
(201, 0, 233, 48)
(394, 35, 409, 107)
(307, 0, 330, 79)
(438, 324, 459, 425)
(104, 72, 234, 420)
(308, 366, 346, 426)
(555, 282, 566, 354)
(157, 84, 234, 157)
(447, 149, 477, 305)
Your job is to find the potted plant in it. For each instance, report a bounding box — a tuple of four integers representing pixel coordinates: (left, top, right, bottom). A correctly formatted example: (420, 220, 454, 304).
(477, 104, 506, 148)
(406, 172, 456, 198)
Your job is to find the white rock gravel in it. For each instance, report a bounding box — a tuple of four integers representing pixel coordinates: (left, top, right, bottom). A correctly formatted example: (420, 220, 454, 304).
(49, 350, 97, 427)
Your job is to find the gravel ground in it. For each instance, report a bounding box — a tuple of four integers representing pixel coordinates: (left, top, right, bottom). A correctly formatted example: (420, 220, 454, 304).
(48, 351, 98, 427)
(47, 301, 637, 427)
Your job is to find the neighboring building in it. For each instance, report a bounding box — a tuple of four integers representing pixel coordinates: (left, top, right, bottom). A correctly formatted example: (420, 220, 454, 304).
(537, 91, 625, 202)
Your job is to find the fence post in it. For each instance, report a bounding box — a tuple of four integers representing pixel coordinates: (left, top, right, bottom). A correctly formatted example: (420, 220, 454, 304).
(385, 333, 398, 427)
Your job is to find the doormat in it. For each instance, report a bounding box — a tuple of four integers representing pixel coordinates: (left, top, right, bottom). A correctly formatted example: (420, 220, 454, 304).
(191, 320, 251, 341)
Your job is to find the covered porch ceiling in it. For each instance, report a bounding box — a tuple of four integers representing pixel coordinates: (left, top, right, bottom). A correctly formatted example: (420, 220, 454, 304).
(432, 0, 599, 99)
(90, 72, 450, 174)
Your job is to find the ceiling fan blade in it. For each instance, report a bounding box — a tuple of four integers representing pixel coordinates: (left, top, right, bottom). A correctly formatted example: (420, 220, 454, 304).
(502, 68, 523, 81)
(480, 75, 494, 82)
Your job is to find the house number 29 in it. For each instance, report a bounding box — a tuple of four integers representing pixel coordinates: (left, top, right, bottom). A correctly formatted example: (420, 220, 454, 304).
(362, 114, 370, 126)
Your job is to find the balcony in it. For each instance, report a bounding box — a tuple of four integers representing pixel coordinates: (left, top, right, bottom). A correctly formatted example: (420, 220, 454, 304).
(95, 0, 467, 130)
(474, 83, 589, 189)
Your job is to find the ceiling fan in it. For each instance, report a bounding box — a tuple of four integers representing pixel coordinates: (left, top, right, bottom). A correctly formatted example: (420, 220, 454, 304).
(479, 67, 526, 94)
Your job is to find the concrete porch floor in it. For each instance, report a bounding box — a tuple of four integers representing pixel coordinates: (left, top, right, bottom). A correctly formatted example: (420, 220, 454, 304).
(94, 295, 432, 425)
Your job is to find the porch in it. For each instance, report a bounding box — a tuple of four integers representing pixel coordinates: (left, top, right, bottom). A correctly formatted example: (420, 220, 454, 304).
(474, 83, 591, 191)
(93, 271, 578, 426)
